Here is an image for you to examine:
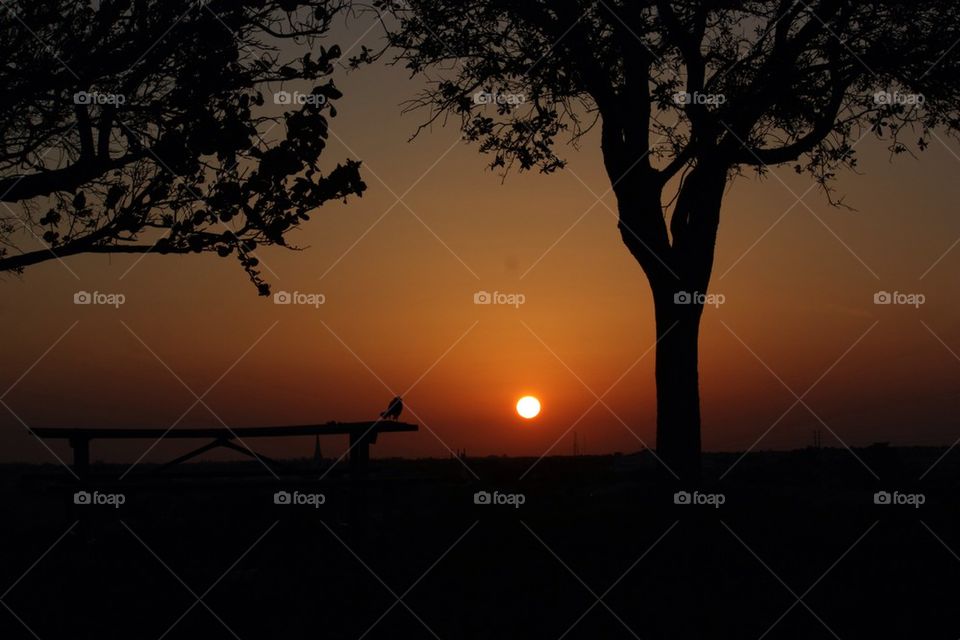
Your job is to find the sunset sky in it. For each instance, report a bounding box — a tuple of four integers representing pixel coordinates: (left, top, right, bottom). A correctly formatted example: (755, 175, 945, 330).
(2, 14, 960, 467)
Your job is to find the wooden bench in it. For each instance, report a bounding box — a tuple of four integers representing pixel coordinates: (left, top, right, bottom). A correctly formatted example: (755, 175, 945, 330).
(30, 422, 418, 477)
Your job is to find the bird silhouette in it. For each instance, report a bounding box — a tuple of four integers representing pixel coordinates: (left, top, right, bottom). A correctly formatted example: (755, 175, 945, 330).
(380, 396, 403, 420)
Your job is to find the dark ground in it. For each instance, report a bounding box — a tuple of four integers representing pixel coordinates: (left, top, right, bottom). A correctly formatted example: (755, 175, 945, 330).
(1, 446, 958, 639)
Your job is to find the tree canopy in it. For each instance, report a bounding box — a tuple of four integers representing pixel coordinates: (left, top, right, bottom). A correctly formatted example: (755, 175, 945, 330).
(0, 0, 366, 293)
(375, 0, 960, 198)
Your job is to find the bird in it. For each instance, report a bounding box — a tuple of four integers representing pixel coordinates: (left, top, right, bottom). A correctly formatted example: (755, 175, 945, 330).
(380, 396, 403, 421)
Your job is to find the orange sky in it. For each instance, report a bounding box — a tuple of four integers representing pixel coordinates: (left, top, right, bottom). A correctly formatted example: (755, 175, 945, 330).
(2, 16, 960, 466)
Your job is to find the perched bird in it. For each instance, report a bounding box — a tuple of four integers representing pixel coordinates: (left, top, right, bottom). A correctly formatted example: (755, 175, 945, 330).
(380, 396, 403, 420)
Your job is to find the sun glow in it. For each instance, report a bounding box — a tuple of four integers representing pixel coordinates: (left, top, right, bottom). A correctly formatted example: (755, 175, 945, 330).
(516, 395, 541, 419)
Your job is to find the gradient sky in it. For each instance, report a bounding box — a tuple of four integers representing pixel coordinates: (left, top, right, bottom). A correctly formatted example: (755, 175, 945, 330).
(2, 13, 960, 467)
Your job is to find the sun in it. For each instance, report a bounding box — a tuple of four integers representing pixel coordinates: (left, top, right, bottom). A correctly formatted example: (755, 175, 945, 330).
(516, 395, 541, 419)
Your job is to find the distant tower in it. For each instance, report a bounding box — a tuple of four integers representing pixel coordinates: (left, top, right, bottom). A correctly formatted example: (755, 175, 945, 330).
(313, 435, 323, 465)
(812, 429, 822, 450)
(810, 429, 822, 449)
(573, 431, 580, 457)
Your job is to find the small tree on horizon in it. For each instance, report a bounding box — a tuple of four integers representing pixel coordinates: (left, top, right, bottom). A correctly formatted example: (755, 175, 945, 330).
(368, 0, 960, 480)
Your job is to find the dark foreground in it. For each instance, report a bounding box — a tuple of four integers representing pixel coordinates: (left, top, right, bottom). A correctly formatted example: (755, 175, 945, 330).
(1, 447, 958, 639)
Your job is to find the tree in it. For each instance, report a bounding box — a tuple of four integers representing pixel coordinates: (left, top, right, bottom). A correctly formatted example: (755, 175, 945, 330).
(370, 0, 960, 480)
(0, 0, 366, 293)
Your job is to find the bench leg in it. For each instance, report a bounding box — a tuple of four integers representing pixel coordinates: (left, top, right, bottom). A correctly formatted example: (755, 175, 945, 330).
(219, 439, 285, 473)
(154, 438, 226, 474)
(349, 431, 370, 472)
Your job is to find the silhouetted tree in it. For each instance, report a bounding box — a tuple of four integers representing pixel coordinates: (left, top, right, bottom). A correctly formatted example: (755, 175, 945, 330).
(371, 0, 960, 480)
(0, 0, 366, 293)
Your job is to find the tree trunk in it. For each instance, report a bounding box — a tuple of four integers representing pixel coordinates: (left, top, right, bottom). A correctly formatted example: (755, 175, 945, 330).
(653, 288, 703, 483)
(611, 156, 726, 485)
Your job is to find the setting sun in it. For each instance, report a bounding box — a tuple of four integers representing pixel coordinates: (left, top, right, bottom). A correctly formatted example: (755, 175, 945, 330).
(516, 396, 541, 419)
